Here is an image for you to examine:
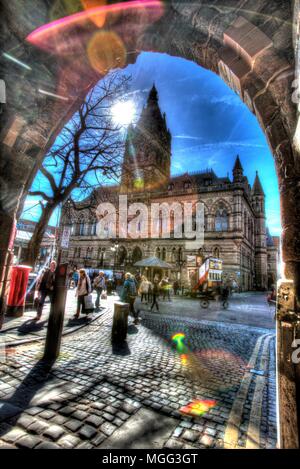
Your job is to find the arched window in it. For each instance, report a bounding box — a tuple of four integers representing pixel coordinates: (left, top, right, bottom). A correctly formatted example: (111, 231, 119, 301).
(92, 221, 97, 236)
(132, 246, 142, 264)
(79, 220, 85, 236)
(162, 247, 166, 261)
(213, 247, 220, 258)
(178, 247, 182, 262)
(118, 246, 127, 265)
(78, 247, 81, 258)
(215, 204, 228, 231)
(171, 247, 177, 262)
(156, 247, 161, 259)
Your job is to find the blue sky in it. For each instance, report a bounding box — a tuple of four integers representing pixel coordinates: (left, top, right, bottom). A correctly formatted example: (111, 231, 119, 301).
(23, 51, 281, 235)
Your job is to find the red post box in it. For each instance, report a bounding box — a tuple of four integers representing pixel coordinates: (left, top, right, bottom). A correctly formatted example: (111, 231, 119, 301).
(6, 265, 32, 317)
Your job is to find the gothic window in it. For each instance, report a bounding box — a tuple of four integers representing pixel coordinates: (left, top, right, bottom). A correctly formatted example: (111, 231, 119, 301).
(171, 247, 177, 262)
(79, 220, 85, 236)
(162, 247, 166, 261)
(132, 246, 142, 264)
(118, 246, 127, 265)
(168, 183, 174, 191)
(92, 221, 97, 236)
(178, 247, 182, 262)
(215, 204, 228, 231)
(78, 247, 81, 258)
(184, 181, 191, 190)
(156, 247, 161, 259)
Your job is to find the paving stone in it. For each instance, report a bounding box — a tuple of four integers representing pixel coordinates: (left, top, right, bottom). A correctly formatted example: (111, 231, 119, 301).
(1, 427, 27, 443)
(28, 419, 49, 435)
(100, 422, 117, 437)
(59, 406, 75, 416)
(199, 434, 215, 447)
(25, 407, 44, 416)
(51, 415, 68, 425)
(164, 438, 184, 449)
(43, 425, 65, 441)
(79, 424, 97, 440)
(103, 412, 114, 422)
(182, 429, 199, 442)
(91, 432, 106, 446)
(57, 434, 81, 449)
(16, 414, 33, 430)
(39, 410, 56, 420)
(64, 419, 83, 432)
(85, 415, 104, 428)
(72, 410, 89, 421)
(16, 435, 42, 449)
(36, 441, 61, 449)
(77, 441, 93, 449)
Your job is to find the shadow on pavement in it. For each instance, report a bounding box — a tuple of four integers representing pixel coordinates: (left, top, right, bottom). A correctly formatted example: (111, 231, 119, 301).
(0, 358, 55, 437)
(17, 320, 47, 336)
(112, 341, 131, 356)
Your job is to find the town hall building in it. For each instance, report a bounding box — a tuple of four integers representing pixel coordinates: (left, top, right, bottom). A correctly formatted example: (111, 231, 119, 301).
(60, 86, 279, 291)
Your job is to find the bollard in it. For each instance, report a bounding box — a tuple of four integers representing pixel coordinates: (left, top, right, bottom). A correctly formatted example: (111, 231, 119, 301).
(111, 302, 129, 344)
(43, 263, 68, 361)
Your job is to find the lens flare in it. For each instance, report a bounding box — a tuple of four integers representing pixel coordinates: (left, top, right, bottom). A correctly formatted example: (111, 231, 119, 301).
(180, 399, 217, 417)
(111, 100, 136, 126)
(87, 30, 126, 74)
(81, 0, 107, 27)
(172, 332, 188, 354)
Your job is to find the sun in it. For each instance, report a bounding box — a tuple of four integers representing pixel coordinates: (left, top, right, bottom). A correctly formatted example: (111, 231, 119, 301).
(111, 100, 136, 127)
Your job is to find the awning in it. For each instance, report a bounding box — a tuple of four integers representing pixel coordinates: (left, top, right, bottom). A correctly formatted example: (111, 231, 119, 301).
(134, 256, 173, 269)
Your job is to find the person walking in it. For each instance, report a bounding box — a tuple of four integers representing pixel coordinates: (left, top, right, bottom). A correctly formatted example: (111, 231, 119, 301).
(72, 267, 79, 287)
(173, 280, 179, 296)
(139, 276, 149, 304)
(74, 269, 92, 319)
(93, 271, 106, 310)
(121, 272, 139, 324)
(34, 260, 57, 321)
(150, 279, 160, 312)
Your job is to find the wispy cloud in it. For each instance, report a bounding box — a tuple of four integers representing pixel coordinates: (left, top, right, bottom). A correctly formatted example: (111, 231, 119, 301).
(174, 140, 266, 154)
(174, 135, 203, 141)
(210, 94, 243, 107)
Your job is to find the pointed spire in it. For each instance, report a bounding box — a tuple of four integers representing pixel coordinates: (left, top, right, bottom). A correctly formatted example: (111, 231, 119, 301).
(252, 171, 264, 196)
(148, 84, 158, 103)
(233, 155, 243, 172)
(233, 155, 243, 182)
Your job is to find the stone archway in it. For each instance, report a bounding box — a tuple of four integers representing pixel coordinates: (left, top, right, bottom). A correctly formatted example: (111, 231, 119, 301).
(1, 0, 300, 448)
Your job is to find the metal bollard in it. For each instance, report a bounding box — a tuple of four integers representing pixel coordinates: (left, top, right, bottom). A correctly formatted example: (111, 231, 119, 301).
(111, 302, 129, 344)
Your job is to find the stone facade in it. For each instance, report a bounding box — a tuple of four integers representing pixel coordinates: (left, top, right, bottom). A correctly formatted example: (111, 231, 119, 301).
(60, 87, 278, 291)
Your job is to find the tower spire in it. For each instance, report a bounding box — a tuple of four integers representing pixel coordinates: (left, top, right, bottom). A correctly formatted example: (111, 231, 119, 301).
(233, 155, 243, 182)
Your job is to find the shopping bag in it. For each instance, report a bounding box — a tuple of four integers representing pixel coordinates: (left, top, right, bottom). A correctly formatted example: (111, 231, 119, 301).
(101, 291, 107, 300)
(84, 294, 94, 312)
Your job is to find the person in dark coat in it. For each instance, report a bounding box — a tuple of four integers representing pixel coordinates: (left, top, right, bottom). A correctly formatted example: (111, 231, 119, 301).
(150, 279, 160, 312)
(121, 273, 139, 324)
(34, 260, 56, 321)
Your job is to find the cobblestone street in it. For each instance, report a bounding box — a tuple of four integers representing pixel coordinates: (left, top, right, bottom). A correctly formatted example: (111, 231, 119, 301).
(0, 293, 277, 449)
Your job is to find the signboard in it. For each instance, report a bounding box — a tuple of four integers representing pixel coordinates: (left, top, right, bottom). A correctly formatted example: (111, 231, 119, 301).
(208, 258, 222, 271)
(60, 227, 71, 249)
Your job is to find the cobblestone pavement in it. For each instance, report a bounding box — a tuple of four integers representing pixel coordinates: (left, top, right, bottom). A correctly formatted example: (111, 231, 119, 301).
(0, 290, 112, 346)
(0, 297, 277, 449)
(135, 292, 275, 330)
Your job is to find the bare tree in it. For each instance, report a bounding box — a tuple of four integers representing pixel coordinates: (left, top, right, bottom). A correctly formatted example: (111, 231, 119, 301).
(23, 71, 129, 266)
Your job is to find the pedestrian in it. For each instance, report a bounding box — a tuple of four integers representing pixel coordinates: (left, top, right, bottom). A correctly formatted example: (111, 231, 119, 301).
(139, 276, 149, 303)
(147, 278, 153, 303)
(34, 260, 57, 321)
(121, 272, 139, 324)
(161, 276, 171, 301)
(150, 279, 160, 312)
(72, 267, 79, 287)
(74, 268, 92, 319)
(173, 280, 179, 296)
(93, 271, 106, 310)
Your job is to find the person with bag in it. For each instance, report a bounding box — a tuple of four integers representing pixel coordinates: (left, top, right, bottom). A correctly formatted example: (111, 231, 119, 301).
(139, 276, 149, 304)
(74, 268, 92, 319)
(121, 272, 139, 324)
(93, 271, 106, 310)
(34, 260, 56, 321)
